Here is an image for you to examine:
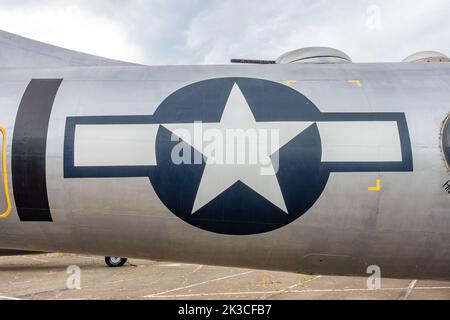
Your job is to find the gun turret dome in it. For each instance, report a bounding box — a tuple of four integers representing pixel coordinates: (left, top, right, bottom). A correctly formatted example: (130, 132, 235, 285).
(402, 51, 450, 63)
(276, 47, 352, 64)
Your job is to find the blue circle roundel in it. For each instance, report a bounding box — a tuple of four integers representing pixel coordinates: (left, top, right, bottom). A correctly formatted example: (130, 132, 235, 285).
(149, 77, 330, 235)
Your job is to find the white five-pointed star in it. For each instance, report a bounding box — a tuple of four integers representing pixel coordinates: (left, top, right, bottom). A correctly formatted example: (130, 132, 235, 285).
(163, 83, 313, 214)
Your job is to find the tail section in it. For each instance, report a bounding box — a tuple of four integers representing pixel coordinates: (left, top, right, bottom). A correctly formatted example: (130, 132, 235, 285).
(0, 29, 139, 68)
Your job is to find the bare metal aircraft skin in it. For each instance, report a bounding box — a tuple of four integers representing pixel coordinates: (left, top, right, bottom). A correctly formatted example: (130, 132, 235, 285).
(0, 31, 449, 280)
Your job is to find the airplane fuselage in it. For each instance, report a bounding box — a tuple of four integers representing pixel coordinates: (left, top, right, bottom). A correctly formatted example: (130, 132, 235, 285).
(0, 62, 449, 280)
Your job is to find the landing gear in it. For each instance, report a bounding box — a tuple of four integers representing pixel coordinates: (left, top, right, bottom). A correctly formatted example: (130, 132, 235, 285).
(105, 256, 128, 268)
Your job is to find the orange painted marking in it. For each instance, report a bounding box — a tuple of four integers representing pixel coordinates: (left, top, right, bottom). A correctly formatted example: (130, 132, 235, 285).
(368, 179, 381, 191)
(0, 127, 12, 218)
(348, 80, 362, 87)
(284, 80, 297, 86)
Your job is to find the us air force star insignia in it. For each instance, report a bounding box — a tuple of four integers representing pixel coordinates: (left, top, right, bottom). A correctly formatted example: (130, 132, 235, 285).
(162, 84, 313, 214)
(64, 77, 413, 235)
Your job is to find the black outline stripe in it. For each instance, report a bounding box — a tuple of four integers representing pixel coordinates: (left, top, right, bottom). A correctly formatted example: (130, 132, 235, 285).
(12, 79, 62, 222)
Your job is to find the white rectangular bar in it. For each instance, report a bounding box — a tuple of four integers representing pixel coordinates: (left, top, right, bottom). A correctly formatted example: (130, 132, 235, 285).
(74, 124, 159, 167)
(317, 121, 402, 162)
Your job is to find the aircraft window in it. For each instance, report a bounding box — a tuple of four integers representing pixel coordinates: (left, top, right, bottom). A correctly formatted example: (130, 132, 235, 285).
(443, 115, 450, 168)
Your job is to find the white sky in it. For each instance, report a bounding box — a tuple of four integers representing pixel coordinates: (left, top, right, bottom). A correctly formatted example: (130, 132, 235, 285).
(0, 0, 449, 65)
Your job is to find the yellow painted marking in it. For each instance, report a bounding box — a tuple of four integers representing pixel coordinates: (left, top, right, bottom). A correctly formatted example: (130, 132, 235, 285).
(348, 80, 362, 87)
(284, 80, 297, 86)
(368, 179, 381, 191)
(0, 127, 12, 219)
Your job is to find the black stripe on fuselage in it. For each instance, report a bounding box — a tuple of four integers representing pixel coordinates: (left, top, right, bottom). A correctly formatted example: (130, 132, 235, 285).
(12, 79, 62, 222)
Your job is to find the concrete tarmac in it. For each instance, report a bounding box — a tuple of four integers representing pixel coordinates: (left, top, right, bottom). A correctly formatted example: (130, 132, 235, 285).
(0, 253, 449, 300)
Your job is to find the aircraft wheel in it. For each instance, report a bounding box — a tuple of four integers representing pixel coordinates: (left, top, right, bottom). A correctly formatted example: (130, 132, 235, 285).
(105, 256, 128, 267)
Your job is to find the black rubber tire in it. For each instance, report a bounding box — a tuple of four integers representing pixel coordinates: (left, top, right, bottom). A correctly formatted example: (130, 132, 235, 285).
(105, 257, 128, 267)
